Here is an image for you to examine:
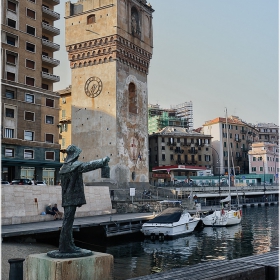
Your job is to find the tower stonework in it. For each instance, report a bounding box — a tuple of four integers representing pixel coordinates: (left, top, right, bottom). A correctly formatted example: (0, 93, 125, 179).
(65, 0, 154, 188)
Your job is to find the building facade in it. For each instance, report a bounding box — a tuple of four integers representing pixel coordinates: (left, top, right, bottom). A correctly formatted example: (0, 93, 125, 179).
(64, 0, 154, 188)
(1, 0, 61, 184)
(255, 123, 279, 145)
(202, 116, 259, 175)
(57, 86, 72, 162)
(248, 142, 279, 184)
(148, 102, 193, 134)
(149, 126, 212, 185)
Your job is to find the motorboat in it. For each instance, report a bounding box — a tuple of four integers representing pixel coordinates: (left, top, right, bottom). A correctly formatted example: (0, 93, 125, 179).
(141, 207, 200, 238)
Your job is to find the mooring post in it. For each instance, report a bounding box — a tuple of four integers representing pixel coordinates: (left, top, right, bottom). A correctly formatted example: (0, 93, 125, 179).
(8, 258, 25, 280)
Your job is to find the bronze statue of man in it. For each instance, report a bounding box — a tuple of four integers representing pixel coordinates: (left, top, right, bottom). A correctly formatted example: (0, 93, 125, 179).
(48, 145, 110, 258)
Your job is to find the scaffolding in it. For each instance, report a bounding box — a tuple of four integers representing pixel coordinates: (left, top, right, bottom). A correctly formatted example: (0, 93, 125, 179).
(170, 101, 193, 130)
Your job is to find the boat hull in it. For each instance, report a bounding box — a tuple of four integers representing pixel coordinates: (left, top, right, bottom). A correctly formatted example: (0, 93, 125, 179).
(202, 209, 242, 227)
(141, 216, 200, 237)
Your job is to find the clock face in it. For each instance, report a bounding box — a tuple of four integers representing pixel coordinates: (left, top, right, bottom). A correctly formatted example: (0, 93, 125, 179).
(84, 76, 102, 98)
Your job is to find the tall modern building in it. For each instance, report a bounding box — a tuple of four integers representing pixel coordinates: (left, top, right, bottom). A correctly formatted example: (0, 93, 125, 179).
(1, 0, 61, 184)
(64, 0, 154, 188)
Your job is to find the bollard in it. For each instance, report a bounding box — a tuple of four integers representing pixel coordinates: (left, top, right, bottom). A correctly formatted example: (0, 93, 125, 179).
(8, 258, 25, 280)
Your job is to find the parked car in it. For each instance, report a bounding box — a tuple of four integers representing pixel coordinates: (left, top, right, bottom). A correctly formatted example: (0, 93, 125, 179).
(1, 181, 10, 185)
(36, 181, 47, 186)
(10, 179, 32, 185)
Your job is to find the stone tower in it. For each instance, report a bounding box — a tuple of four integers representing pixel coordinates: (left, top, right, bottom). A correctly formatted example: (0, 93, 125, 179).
(65, 0, 154, 188)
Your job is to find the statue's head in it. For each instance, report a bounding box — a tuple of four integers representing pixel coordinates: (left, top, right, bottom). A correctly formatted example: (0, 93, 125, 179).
(64, 145, 82, 163)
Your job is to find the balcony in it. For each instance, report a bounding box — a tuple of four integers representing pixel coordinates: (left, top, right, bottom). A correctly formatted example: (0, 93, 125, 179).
(43, 0, 60, 6)
(42, 22, 60, 36)
(42, 55, 60, 67)
(240, 130, 247, 134)
(42, 38, 60, 51)
(234, 138, 241, 142)
(42, 72, 60, 82)
(42, 6, 60, 21)
(59, 117, 71, 123)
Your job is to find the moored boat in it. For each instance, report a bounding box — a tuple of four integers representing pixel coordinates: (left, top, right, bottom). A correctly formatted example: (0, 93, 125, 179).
(141, 207, 200, 238)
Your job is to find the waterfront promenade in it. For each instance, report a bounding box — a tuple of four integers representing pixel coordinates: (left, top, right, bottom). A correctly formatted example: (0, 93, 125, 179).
(128, 250, 279, 280)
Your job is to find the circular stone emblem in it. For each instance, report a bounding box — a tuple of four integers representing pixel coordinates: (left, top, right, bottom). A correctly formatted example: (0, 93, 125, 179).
(84, 76, 102, 98)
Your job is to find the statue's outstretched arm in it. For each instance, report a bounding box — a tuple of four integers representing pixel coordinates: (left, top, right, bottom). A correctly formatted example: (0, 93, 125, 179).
(79, 156, 110, 173)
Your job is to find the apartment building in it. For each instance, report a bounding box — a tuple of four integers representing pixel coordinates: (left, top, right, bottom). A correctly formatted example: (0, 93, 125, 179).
(202, 116, 259, 175)
(1, 0, 61, 184)
(149, 126, 212, 184)
(248, 142, 279, 184)
(57, 86, 72, 162)
(255, 123, 279, 145)
(148, 102, 193, 134)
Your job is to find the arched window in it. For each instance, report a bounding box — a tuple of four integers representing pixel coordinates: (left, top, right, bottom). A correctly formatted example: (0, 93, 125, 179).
(129, 83, 137, 114)
(87, 14, 95, 24)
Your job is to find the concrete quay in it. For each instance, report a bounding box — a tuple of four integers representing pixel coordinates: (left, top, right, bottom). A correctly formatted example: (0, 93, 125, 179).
(128, 250, 279, 280)
(1, 212, 155, 238)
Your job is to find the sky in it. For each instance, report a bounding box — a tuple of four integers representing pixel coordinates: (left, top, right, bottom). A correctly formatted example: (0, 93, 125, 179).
(53, 0, 279, 128)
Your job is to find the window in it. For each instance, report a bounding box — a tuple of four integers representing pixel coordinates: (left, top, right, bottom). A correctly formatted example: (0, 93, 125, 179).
(26, 59, 35, 69)
(161, 137, 165, 143)
(128, 83, 137, 114)
(42, 67, 48, 73)
(26, 8, 35, 19)
(25, 93, 34, 103)
(253, 157, 256, 161)
(26, 42, 35, 52)
(5, 148, 14, 157)
(46, 151, 55, 160)
(46, 98, 54, 107)
(42, 84, 49, 90)
(26, 25, 35, 36)
(25, 111, 34, 121)
(62, 110, 66, 118)
(26, 76, 35, 86)
(46, 115, 54, 124)
(87, 14, 96, 24)
(170, 154, 174, 160)
(8, 1, 16, 12)
(60, 123, 68, 132)
(6, 108, 14, 118)
(5, 89, 14, 99)
(4, 128, 14, 138)
(24, 131, 34, 141)
(260, 166, 263, 172)
(7, 35, 16, 46)
(7, 18, 16, 28)
(161, 146, 165, 150)
(46, 134, 54, 143)
(198, 155, 201, 161)
(24, 149, 34, 159)
(205, 155, 211, 162)
(7, 72, 15, 81)
(224, 142, 226, 147)
(252, 167, 256, 172)
(162, 154, 165, 161)
(6, 53, 16, 64)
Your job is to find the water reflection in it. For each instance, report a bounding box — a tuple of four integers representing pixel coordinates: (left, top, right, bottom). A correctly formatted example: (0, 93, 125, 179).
(77, 206, 278, 280)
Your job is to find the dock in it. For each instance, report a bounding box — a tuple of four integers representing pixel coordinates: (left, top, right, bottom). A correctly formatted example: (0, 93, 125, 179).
(1, 212, 154, 238)
(128, 250, 279, 280)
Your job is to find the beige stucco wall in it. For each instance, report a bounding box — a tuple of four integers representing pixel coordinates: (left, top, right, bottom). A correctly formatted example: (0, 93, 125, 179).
(1, 185, 113, 225)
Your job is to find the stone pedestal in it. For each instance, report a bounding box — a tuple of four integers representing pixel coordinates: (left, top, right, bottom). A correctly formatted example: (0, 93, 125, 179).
(26, 252, 113, 280)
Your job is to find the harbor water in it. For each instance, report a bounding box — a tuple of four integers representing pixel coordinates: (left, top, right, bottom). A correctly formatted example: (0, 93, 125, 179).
(75, 205, 279, 280)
